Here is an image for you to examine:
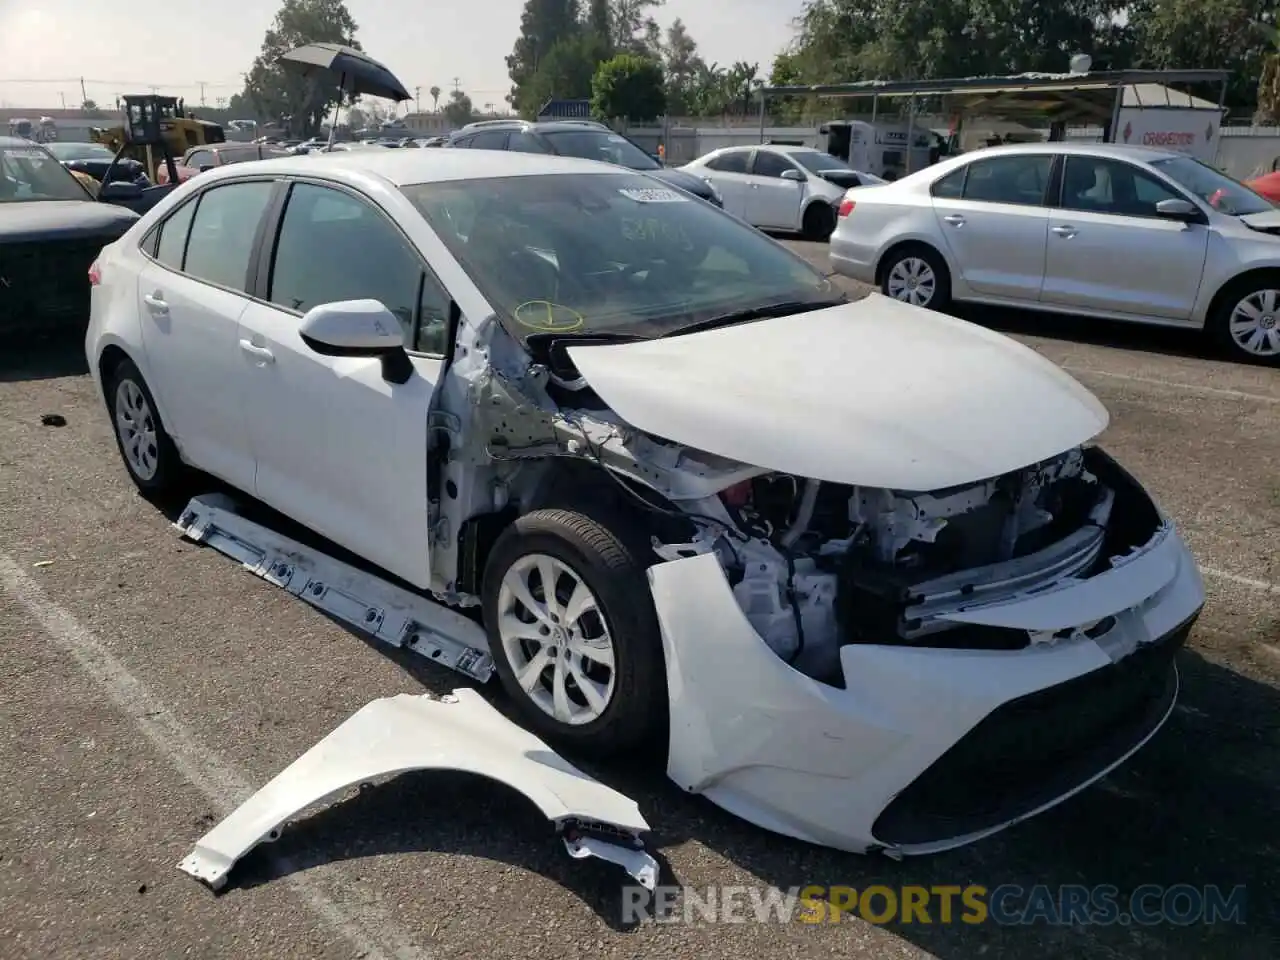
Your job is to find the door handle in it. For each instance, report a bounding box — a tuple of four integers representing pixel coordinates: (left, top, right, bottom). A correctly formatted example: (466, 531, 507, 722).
(1051, 224, 1077, 238)
(942, 214, 965, 226)
(239, 339, 275, 363)
(143, 292, 168, 313)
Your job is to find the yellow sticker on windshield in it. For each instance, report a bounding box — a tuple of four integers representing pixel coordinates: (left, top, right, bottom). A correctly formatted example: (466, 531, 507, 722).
(513, 301, 585, 332)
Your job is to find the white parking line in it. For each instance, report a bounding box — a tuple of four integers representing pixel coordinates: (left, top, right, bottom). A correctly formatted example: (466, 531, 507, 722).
(0, 552, 430, 960)
(1063, 367, 1280, 405)
(1202, 566, 1280, 595)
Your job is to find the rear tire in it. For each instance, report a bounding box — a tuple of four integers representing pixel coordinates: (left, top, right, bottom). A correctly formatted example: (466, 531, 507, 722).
(802, 202, 837, 242)
(104, 357, 184, 496)
(879, 244, 952, 311)
(481, 508, 666, 756)
(1208, 276, 1280, 365)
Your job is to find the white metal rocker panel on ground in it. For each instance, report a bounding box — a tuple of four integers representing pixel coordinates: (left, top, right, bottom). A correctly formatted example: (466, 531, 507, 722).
(174, 493, 495, 682)
(177, 687, 659, 892)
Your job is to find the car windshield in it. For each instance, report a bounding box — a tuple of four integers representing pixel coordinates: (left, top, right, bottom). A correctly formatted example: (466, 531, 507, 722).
(541, 129, 660, 170)
(790, 150, 853, 173)
(402, 171, 838, 341)
(1150, 155, 1274, 216)
(45, 142, 114, 161)
(0, 143, 91, 201)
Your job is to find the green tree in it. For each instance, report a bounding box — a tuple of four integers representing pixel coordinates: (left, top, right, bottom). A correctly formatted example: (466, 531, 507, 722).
(587, 0, 612, 52)
(1130, 0, 1268, 111)
(237, 0, 361, 138)
(443, 88, 475, 127)
(591, 53, 666, 121)
(517, 32, 606, 116)
(506, 0, 583, 108)
(609, 0, 664, 54)
(660, 18, 702, 115)
(429, 85, 441, 111)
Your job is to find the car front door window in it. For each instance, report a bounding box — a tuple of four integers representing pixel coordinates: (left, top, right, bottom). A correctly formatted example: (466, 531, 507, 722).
(751, 151, 797, 179)
(1060, 156, 1183, 218)
(268, 182, 447, 352)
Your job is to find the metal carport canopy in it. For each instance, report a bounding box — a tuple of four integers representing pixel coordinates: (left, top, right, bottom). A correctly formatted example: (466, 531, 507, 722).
(756, 68, 1230, 131)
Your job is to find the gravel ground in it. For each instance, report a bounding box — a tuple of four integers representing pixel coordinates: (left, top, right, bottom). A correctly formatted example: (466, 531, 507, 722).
(0, 242, 1276, 959)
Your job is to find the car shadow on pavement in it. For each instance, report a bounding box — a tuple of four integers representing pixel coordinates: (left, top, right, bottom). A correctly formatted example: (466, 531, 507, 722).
(0, 333, 90, 384)
(951, 302, 1220, 365)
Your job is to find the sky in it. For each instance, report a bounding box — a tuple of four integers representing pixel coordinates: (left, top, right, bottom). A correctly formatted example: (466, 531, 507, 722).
(0, 0, 807, 111)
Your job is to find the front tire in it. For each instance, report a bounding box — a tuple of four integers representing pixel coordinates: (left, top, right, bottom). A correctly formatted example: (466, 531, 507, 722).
(880, 244, 951, 311)
(104, 357, 184, 496)
(1209, 277, 1280, 365)
(481, 508, 666, 755)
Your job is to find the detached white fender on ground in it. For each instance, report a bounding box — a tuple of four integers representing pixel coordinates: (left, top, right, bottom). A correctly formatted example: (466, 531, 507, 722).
(178, 687, 659, 891)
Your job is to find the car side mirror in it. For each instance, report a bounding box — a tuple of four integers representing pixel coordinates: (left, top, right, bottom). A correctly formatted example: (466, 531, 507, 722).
(198, 164, 214, 172)
(780, 169, 805, 182)
(299, 299, 413, 384)
(1154, 198, 1202, 222)
(100, 180, 143, 201)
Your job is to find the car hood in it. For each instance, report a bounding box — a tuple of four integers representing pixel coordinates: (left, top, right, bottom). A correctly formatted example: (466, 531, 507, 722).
(648, 166, 717, 200)
(1237, 208, 1280, 234)
(565, 294, 1110, 491)
(0, 199, 138, 243)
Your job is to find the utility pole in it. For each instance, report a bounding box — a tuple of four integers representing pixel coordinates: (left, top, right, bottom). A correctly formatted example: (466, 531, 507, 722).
(197, 81, 206, 106)
(452, 77, 461, 93)
(79, 77, 87, 106)
(415, 86, 421, 112)
(59, 91, 66, 109)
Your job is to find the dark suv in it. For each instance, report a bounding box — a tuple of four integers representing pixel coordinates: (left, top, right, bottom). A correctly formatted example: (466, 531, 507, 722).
(447, 120, 723, 207)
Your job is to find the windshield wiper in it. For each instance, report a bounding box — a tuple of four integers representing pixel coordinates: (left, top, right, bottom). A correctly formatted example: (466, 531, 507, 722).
(666, 296, 848, 337)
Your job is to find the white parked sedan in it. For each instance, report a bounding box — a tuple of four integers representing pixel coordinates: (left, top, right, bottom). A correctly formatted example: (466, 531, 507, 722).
(830, 141, 1280, 365)
(86, 147, 1204, 856)
(682, 143, 883, 239)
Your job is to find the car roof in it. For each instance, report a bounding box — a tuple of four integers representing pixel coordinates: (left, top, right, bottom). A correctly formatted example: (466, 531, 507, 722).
(199, 148, 628, 187)
(951, 141, 1184, 163)
(0, 135, 47, 148)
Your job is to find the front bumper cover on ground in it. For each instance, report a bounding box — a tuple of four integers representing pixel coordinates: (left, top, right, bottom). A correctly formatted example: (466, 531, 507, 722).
(649, 521, 1204, 856)
(178, 688, 658, 892)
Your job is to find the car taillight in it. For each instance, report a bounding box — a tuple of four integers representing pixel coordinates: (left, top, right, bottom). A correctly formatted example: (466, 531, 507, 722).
(838, 198, 855, 218)
(88, 260, 102, 286)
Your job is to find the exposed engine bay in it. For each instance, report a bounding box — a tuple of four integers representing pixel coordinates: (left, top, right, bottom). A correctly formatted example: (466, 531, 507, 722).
(646, 444, 1130, 683)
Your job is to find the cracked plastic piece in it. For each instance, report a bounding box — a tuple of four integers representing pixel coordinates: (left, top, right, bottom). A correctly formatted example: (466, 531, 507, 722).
(178, 688, 658, 891)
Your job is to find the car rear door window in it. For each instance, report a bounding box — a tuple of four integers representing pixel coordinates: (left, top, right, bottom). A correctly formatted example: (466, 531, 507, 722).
(182, 180, 274, 291)
(706, 151, 748, 174)
(931, 167, 967, 199)
(961, 155, 1052, 206)
(154, 198, 197, 269)
(509, 132, 551, 153)
(268, 182, 450, 352)
(469, 131, 509, 150)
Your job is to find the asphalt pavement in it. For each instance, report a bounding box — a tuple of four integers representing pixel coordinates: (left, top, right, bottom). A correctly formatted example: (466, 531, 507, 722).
(0, 243, 1276, 959)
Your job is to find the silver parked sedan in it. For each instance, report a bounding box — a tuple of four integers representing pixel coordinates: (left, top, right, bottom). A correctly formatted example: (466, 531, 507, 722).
(829, 142, 1280, 365)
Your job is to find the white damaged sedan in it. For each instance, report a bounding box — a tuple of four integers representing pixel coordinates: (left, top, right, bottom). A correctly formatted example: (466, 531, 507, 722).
(86, 148, 1205, 866)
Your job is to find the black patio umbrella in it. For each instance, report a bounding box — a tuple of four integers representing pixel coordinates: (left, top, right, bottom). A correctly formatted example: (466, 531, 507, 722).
(280, 42, 411, 144)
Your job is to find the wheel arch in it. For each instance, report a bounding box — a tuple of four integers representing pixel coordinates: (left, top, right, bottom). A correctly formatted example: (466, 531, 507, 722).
(95, 342, 180, 444)
(1203, 266, 1280, 328)
(874, 238, 952, 288)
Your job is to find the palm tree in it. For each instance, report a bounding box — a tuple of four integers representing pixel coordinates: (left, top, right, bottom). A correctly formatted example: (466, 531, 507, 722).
(429, 85, 441, 113)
